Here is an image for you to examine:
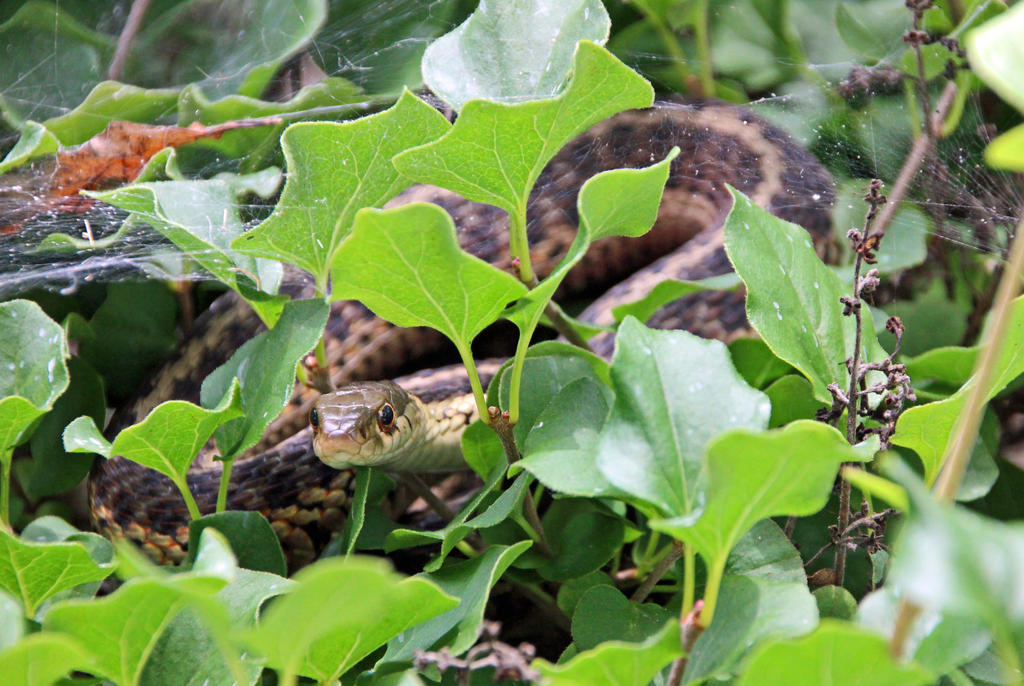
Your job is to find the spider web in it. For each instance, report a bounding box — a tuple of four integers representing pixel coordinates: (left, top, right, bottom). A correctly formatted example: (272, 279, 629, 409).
(0, 0, 1020, 300)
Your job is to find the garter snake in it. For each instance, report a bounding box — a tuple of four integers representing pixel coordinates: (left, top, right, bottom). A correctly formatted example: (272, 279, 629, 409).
(90, 101, 835, 566)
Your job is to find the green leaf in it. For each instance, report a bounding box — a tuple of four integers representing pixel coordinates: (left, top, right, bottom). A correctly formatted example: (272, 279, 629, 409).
(200, 298, 329, 458)
(724, 188, 883, 403)
(537, 499, 625, 582)
(73, 282, 178, 402)
(726, 519, 806, 585)
(247, 556, 456, 684)
(501, 151, 678, 372)
(381, 542, 531, 663)
(904, 345, 977, 389)
(0, 2, 111, 128)
(736, 620, 934, 686)
(893, 294, 1024, 484)
(888, 460, 1024, 632)
(608, 274, 742, 325)
(331, 202, 527, 377)
(967, 1, 1024, 114)
(142, 568, 293, 686)
(22, 357, 104, 499)
(86, 172, 286, 325)
(985, 123, 1024, 172)
(683, 575, 818, 684)
(0, 122, 59, 175)
(43, 81, 178, 145)
(595, 317, 770, 517)
(814, 586, 858, 620)
(0, 633, 91, 686)
(764, 375, 822, 427)
(834, 3, 903, 61)
(570, 585, 670, 650)
(187, 512, 287, 577)
(0, 591, 23, 652)
(652, 421, 871, 581)
(393, 41, 653, 219)
(729, 338, 796, 389)
(0, 300, 69, 450)
(43, 573, 230, 686)
(65, 381, 243, 506)
(422, 0, 610, 110)
(0, 529, 110, 618)
(534, 620, 682, 686)
(233, 90, 450, 283)
(131, 0, 327, 100)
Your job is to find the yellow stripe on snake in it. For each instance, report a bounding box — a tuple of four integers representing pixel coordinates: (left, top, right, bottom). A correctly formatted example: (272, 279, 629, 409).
(90, 101, 835, 566)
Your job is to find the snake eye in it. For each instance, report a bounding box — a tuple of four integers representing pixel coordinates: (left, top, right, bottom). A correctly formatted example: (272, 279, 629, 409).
(309, 408, 320, 432)
(378, 402, 396, 433)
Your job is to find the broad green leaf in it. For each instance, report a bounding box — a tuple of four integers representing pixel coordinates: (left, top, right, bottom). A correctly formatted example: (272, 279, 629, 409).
(0, 633, 91, 686)
(331, 203, 527, 362)
(596, 317, 770, 517)
(537, 499, 625, 582)
(736, 620, 933, 686)
(652, 421, 871, 581)
(0, 2, 111, 128)
(535, 620, 682, 686)
(131, 0, 327, 99)
(0, 529, 110, 618)
(43, 81, 178, 145)
(43, 574, 230, 686)
(86, 172, 286, 325)
(888, 460, 1024, 632)
(729, 338, 796, 389)
(724, 188, 883, 403)
(73, 282, 178, 402)
(422, 0, 610, 110)
(143, 569, 295, 686)
(967, 1, 1024, 114)
(247, 556, 455, 683)
(187, 512, 287, 577)
(893, 295, 1024, 483)
(0, 122, 59, 174)
(384, 461, 512, 569)
(65, 381, 242, 496)
(683, 575, 818, 685)
(571, 585, 670, 650)
(176, 77, 365, 160)
(764, 375, 822, 427)
(726, 519, 806, 585)
(814, 586, 858, 620)
(834, 2, 906, 61)
(502, 151, 678, 365)
(857, 588, 990, 677)
(881, 280, 971, 358)
(557, 571, 614, 619)
(609, 274, 741, 328)
(233, 90, 450, 282)
(381, 541, 531, 663)
(985, 124, 1024, 171)
(200, 298, 329, 458)
(23, 356, 104, 499)
(0, 591, 23, 651)
(394, 41, 653, 219)
(0, 300, 69, 450)
(831, 181, 929, 277)
(904, 345, 977, 388)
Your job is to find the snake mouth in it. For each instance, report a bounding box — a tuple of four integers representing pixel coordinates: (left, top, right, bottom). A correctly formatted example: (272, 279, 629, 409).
(312, 429, 372, 469)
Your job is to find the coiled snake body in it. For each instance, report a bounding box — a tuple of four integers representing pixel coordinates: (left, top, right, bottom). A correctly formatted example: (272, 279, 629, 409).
(90, 101, 835, 566)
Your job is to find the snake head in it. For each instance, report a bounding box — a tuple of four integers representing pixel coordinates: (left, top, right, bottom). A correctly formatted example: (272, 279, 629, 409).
(310, 381, 420, 470)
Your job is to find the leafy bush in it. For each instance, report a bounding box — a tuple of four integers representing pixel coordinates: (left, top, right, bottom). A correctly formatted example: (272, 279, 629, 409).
(1, 0, 1024, 685)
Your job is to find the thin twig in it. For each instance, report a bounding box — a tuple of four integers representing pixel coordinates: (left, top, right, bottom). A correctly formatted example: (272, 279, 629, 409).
(488, 407, 552, 557)
(631, 541, 685, 603)
(107, 0, 151, 81)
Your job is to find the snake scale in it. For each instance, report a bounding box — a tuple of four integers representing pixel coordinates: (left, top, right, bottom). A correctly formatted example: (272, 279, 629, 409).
(90, 101, 835, 566)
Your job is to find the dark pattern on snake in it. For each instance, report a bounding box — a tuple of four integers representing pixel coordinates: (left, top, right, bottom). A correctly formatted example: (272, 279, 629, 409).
(91, 101, 835, 566)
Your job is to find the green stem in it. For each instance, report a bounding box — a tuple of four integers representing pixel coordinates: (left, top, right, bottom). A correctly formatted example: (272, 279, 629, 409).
(698, 553, 727, 628)
(509, 208, 535, 284)
(693, 0, 715, 97)
(508, 326, 533, 426)
(682, 546, 696, 617)
(216, 458, 234, 513)
(0, 449, 10, 532)
(173, 477, 202, 521)
(457, 344, 489, 425)
(647, 15, 696, 94)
